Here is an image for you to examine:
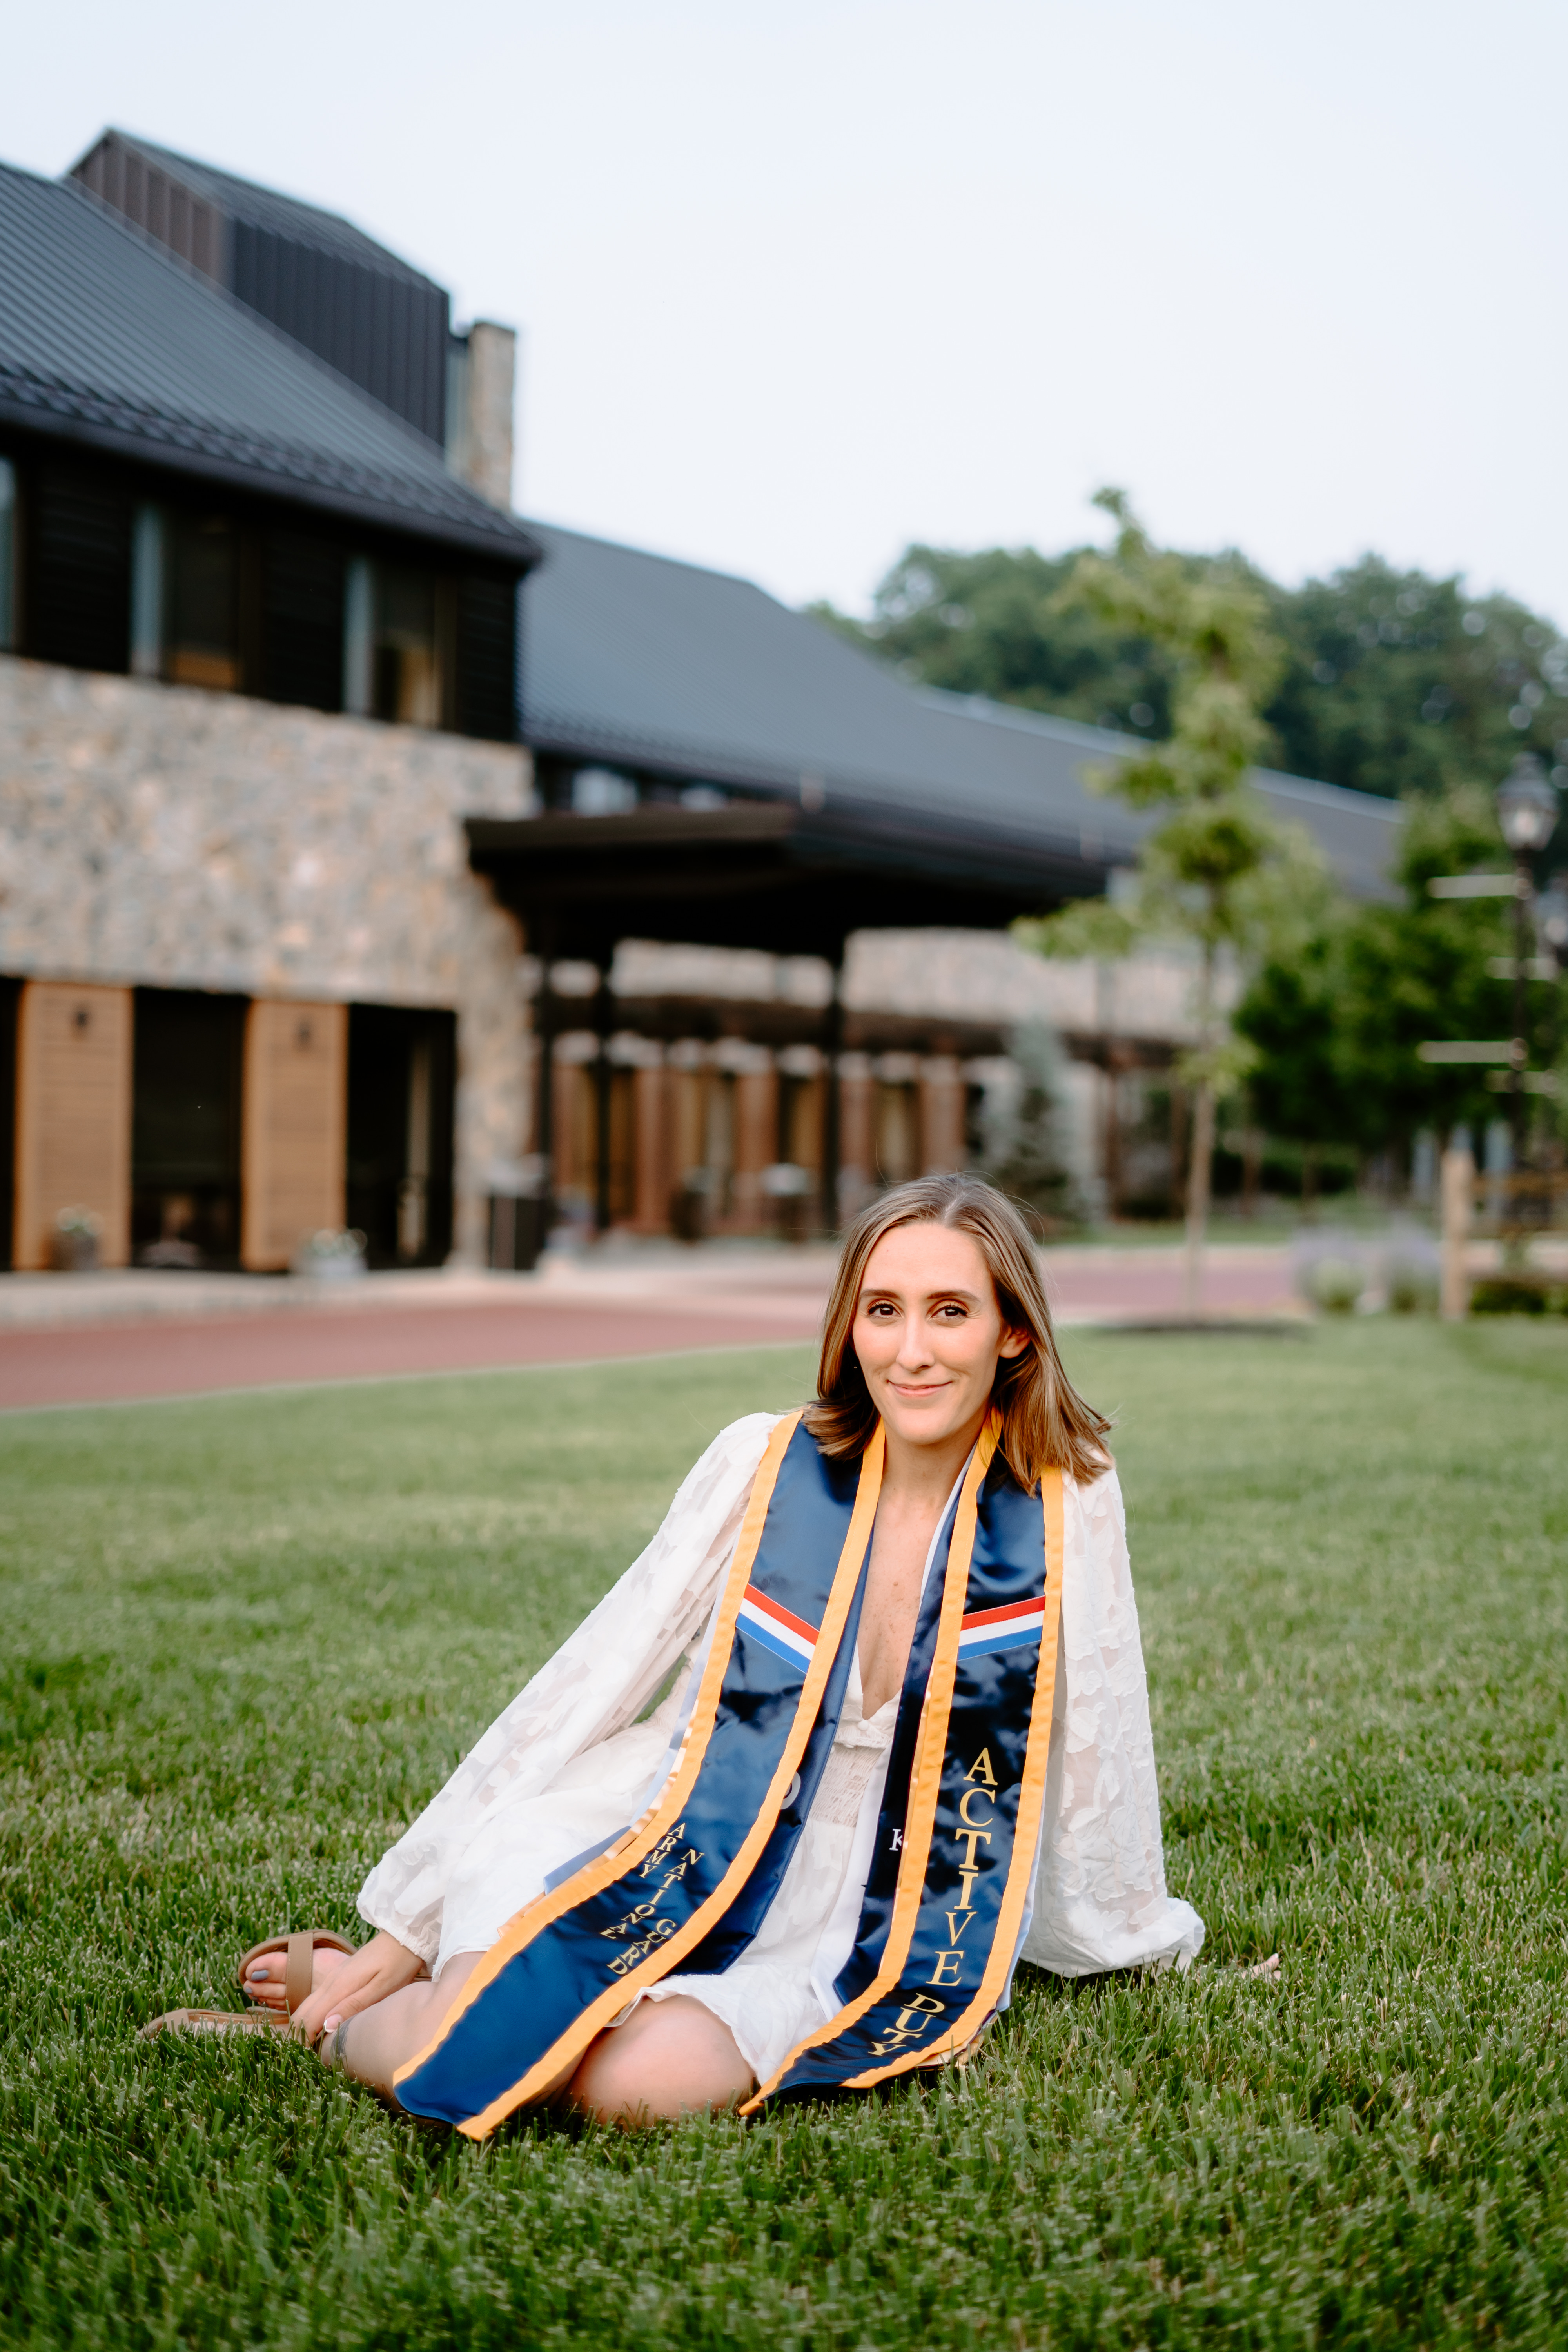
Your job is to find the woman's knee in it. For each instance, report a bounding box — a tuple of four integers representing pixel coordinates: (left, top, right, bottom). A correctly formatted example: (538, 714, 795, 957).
(569, 1997, 754, 2125)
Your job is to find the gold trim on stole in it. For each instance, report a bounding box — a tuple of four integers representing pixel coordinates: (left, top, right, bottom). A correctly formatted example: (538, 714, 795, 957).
(840, 1462, 1064, 2089)
(742, 1434, 1064, 2108)
(739, 1413, 1003, 2112)
(397, 1411, 884, 2137)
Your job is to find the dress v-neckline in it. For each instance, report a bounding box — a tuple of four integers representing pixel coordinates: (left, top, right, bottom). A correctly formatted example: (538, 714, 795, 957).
(853, 1450, 973, 1724)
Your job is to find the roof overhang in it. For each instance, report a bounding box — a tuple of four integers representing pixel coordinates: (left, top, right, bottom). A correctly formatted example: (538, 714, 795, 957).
(465, 801, 1103, 962)
(0, 366, 542, 568)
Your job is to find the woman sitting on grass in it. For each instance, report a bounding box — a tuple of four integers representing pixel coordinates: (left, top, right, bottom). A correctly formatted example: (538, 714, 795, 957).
(152, 1174, 1202, 2128)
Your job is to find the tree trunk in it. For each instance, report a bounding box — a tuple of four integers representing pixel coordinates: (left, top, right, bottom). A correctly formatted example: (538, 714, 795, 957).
(1182, 1078, 1214, 1315)
(1181, 940, 1217, 1317)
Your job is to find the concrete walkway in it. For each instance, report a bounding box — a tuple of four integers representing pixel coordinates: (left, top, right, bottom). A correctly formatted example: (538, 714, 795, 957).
(0, 1240, 1305, 1410)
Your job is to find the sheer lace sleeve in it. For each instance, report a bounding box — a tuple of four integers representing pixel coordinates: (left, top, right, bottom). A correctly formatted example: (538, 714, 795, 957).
(1021, 1466, 1205, 1976)
(357, 1412, 780, 1962)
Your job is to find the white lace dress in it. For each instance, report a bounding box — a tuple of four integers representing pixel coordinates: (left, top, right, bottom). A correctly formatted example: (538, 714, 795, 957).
(357, 1414, 1204, 2085)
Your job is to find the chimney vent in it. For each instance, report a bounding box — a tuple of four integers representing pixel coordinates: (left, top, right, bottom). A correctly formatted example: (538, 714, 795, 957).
(446, 321, 516, 510)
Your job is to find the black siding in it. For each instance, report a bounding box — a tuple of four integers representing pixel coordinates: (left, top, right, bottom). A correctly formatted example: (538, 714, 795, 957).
(0, 977, 18, 1271)
(455, 575, 518, 742)
(29, 466, 131, 673)
(230, 221, 449, 445)
(261, 530, 344, 712)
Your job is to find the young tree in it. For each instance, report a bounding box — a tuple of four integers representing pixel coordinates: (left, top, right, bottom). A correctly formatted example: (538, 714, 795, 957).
(1017, 491, 1313, 1312)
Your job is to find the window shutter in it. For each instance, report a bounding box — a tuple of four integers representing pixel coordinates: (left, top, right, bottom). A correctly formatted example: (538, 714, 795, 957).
(261, 531, 345, 712)
(454, 574, 517, 741)
(13, 982, 133, 1269)
(29, 467, 132, 674)
(241, 1001, 347, 1269)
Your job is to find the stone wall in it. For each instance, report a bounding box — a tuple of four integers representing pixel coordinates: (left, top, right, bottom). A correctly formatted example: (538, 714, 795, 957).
(0, 655, 536, 1262)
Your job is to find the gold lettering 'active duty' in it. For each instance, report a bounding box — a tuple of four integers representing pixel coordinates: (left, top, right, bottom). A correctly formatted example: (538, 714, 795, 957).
(925, 1748, 1007, 1990)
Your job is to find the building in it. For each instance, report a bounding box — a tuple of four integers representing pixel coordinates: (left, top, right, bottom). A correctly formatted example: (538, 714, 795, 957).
(0, 139, 1402, 1273)
(0, 149, 537, 1272)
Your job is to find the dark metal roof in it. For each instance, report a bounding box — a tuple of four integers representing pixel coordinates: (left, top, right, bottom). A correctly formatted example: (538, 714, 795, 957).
(517, 519, 1401, 900)
(71, 130, 442, 290)
(0, 162, 538, 566)
(467, 796, 1110, 965)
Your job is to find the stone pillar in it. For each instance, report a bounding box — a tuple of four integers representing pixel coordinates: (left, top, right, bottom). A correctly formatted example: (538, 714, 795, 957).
(919, 1055, 966, 1174)
(13, 980, 132, 1270)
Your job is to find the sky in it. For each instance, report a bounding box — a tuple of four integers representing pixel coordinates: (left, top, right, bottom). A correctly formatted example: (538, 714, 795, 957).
(5, 0, 1565, 624)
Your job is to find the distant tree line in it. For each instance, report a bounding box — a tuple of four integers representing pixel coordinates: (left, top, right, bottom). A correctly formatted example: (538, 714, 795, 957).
(811, 544, 1568, 802)
(813, 531, 1568, 1200)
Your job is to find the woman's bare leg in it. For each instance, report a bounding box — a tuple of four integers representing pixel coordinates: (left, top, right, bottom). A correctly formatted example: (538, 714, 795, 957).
(327, 1951, 487, 2100)
(568, 1995, 754, 2124)
(313, 1963, 753, 2124)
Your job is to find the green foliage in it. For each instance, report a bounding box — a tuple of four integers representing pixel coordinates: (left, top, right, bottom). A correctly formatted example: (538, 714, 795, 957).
(819, 542, 1568, 801)
(807, 543, 1177, 737)
(1019, 494, 1314, 1200)
(1263, 558, 1568, 800)
(1234, 929, 1354, 1149)
(1236, 789, 1533, 1154)
(4, 1327, 1568, 2346)
(978, 1018, 1078, 1227)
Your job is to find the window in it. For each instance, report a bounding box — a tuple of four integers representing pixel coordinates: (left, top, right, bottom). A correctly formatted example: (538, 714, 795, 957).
(342, 557, 444, 727)
(167, 512, 240, 690)
(375, 565, 441, 726)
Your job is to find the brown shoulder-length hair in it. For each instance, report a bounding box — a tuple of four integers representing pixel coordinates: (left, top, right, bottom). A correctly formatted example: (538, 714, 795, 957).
(804, 1174, 1112, 1490)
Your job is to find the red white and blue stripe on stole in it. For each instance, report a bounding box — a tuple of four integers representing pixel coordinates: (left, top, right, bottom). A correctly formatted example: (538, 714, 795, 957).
(956, 1594, 1045, 1659)
(737, 1583, 819, 1670)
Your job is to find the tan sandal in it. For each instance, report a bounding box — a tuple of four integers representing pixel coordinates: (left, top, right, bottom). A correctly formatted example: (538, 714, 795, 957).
(138, 2007, 292, 2040)
(236, 1929, 357, 2019)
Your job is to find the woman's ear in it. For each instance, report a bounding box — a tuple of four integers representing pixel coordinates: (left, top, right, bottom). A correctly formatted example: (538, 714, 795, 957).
(996, 1326, 1031, 1362)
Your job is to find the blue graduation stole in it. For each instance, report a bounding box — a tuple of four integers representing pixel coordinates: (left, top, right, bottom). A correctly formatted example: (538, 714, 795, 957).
(395, 1411, 1064, 2136)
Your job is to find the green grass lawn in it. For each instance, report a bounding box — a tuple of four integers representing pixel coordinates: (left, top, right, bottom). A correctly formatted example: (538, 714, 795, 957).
(2, 1323, 1566, 2350)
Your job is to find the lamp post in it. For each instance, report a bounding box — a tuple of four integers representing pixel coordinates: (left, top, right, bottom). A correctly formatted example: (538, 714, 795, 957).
(1494, 754, 1560, 1168)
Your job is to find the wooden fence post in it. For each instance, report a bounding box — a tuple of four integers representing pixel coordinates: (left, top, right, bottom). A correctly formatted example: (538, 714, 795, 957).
(1439, 1145, 1474, 1322)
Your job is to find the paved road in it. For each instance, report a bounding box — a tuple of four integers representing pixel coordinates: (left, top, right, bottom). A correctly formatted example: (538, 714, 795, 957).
(0, 1244, 1301, 1411)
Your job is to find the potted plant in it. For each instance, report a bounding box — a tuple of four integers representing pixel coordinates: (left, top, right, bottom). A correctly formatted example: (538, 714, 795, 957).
(51, 1206, 103, 1273)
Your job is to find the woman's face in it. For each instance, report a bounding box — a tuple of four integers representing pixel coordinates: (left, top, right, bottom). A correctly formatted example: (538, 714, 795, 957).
(851, 1221, 1028, 1457)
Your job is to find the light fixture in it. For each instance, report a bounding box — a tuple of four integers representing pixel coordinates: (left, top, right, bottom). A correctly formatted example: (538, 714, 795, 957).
(1495, 753, 1560, 854)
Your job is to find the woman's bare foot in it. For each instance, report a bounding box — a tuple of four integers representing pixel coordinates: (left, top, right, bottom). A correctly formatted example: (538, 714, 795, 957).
(242, 1940, 354, 2016)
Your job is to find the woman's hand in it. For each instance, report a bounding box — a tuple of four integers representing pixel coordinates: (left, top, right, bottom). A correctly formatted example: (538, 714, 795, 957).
(290, 1930, 427, 2043)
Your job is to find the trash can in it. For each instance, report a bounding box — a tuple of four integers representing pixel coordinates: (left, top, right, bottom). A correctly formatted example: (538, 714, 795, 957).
(487, 1159, 549, 1271)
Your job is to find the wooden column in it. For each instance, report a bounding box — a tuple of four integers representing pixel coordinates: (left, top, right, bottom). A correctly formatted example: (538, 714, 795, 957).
(632, 1060, 670, 1231)
(731, 1063, 778, 1232)
(837, 1052, 875, 1219)
(13, 981, 133, 1270)
(919, 1055, 966, 1173)
(241, 1000, 347, 1270)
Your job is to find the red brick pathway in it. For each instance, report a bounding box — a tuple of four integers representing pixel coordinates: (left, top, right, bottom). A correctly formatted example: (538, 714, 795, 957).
(0, 1296, 824, 1411)
(0, 1247, 1298, 1412)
